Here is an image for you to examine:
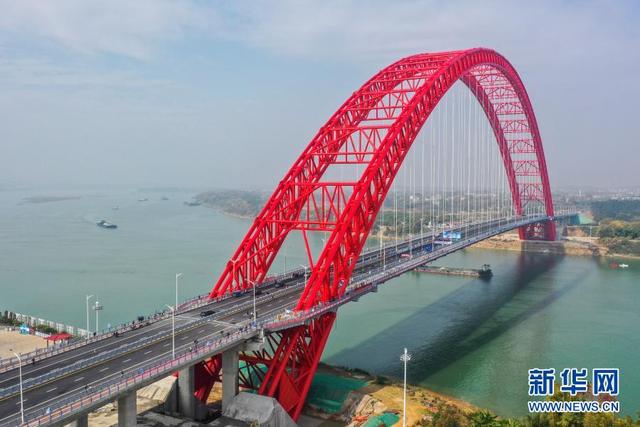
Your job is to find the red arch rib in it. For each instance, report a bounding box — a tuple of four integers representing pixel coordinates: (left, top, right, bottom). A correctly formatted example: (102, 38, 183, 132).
(210, 48, 555, 308)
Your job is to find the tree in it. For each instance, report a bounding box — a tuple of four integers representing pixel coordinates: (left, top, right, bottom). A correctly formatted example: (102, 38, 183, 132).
(467, 410, 499, 427)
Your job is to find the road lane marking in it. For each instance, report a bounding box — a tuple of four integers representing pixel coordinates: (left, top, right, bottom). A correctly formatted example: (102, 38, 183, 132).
(99, 367, 109, 373)
(163, 343, 171, 347)
(122, 358, 132, 363)
(46, 387, 57, 393)
(74, 377, 84, 382)
(0, 306, 282, 421)
(144, 350, 152, 355)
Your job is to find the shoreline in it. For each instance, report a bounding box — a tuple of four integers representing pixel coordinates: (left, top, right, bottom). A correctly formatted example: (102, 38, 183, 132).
(469, 233, 640, 260)
(0, 329, 47, 360)
(306, 363, 482, 426)
(208, 207, 640, 260)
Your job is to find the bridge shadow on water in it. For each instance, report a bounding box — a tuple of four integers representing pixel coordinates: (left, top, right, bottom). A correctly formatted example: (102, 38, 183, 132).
(325, 247, 586, 383)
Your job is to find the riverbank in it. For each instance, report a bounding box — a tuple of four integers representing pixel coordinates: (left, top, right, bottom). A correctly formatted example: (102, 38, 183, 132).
(469, 232, 640, 259)
(0, 329, 47, 359)
(305, 364, 481, 426)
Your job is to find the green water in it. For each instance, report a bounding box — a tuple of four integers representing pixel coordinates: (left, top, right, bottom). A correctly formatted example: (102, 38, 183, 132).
(1, 190, 638, 418)
(363, 413, 400, 427)
(307, 373, 368, 413)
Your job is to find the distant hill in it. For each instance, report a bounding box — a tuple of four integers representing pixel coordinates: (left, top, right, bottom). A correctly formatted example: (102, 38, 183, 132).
(194, 190, 267, 218)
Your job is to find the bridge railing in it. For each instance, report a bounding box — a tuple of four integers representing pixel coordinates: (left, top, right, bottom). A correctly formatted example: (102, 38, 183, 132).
(0, 289, 235, 374)
(0, 280, 303, 400)
(0, 213, 574, 425)
(263, 214, 555, 331)
(6, 324, 263, 427)
(0, 316, 165, 375)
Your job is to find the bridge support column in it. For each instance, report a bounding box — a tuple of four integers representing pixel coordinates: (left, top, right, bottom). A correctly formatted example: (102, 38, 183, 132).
(117, 391, 137, 427)
(221, 346, 239, 412)
(67, 414, 88, 427)
(178, 365, 196, 419)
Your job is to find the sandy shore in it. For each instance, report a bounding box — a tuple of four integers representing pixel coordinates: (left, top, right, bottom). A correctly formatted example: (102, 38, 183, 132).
(309, 364, 481, 426)
(0, 329, 47, 360)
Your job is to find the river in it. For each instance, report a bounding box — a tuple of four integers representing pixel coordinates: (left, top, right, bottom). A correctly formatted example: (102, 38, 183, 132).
(0, 189, 638, 417)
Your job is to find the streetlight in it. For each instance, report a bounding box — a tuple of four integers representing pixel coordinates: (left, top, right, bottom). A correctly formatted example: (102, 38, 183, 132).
(94, 299, 103, 333)
(9, 350, 24, 423)
(175, 273, 182, 314)
(85, 295, 94, 337)
(247, 280, 258, 324)
(165, 305, 175, 359)
(299, 265, 308, 288)
(400, 348, 412, 427)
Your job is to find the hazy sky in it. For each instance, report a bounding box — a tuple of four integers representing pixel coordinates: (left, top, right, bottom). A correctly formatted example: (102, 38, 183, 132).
(1, 0, 639, 191)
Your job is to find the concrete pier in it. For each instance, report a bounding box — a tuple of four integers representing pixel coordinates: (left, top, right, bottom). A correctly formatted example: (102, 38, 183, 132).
(221, 347, 239, 412)
(67, 414, 88, 427)
(117, 391, 137, 427)
(177, 366, 196, 419)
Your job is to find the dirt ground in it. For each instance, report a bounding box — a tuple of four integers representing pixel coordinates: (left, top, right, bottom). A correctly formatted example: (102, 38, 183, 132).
(361, 382, 479, 425)
(311, 364, 480, 426)
(0, 329, 47, 359)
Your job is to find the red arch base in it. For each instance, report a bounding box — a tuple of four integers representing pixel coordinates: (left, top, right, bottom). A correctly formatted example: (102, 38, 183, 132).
(200, 48, 556, 420)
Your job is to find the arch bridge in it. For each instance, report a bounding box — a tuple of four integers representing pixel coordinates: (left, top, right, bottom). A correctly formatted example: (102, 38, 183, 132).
(206, 47, 559, 420)
(0, 48, 575, 427)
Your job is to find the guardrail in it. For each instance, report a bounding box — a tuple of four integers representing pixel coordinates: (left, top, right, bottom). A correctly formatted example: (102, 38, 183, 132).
(1, 325, 264, 427)
(0, 281, 304, 400)
(0, 307, 184, 374)
(2, 213, 562, 375)
(0, 213, 571, 426)
(264, 214, 555, 331)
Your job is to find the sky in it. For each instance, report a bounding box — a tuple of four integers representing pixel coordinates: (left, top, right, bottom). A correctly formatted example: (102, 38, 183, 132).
(1, 0, 639, 191)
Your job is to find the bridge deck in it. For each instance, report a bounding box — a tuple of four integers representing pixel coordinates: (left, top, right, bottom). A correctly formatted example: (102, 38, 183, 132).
(0, 213, 576, 426)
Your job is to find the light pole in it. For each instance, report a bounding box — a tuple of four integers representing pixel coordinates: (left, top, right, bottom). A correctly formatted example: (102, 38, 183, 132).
(400, 348, 412, 427)
(85, 295, 94, 337)
(175, 273, 182, 314)
(10, 350, 24, 423)
(247, 280, 257, 324)
(94, 299, 103, 333)
(165, 305, 175, 359)
(299, 265, 308, 288)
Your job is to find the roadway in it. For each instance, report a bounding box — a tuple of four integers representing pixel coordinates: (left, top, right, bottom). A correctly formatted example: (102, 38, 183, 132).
(0, 213, 571, 425)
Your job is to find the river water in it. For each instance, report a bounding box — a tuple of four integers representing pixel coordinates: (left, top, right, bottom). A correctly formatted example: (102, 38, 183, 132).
(1, 190, 638, 417)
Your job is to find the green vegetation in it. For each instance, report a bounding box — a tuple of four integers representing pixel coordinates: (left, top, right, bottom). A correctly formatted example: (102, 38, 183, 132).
(595, 220, 640, 256)
(417, 391, 639, 427)
(591, 200, 640, 222)
(597, 220, 640, 239)
(195, 190, 267, 218)
(1, 311, 59, 334)
(374, 375, 391, 385)
(34, 324, 58, 334)
(0, 311, 21, 327)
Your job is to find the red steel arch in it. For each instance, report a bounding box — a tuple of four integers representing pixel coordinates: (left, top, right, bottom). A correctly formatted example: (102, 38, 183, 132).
(210, 47, 555, 304)
(204, 48, 556, 419)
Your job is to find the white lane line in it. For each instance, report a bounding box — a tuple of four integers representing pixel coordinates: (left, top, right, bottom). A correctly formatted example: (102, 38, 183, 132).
(46, 387, 57, 393)
(163, 343, 171, 347)
(99, 367, 109, 373)
(180, 336, 190, 341)
(144, 350, 152, 355)
(122, 358, 132, 363)
(74, 377, 84, 382)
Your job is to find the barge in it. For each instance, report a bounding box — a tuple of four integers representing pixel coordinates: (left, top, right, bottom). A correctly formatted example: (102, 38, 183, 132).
(414, 264, 493, 279)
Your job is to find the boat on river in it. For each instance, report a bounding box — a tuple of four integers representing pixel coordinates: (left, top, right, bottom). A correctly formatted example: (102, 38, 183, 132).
(96, 220, 117, 229)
